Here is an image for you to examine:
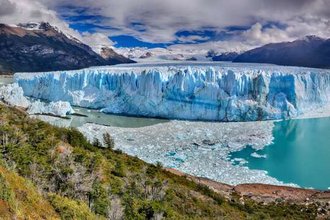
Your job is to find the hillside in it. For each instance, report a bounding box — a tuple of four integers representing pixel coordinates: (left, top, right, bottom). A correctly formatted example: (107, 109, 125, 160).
(234, 36, 330, 68)
(0, 103, 323, 219)
(0, 22, 134, 73)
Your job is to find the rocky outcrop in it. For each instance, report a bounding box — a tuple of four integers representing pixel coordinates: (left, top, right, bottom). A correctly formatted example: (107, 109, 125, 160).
(0, 22, 134, 73)
(100, 47, 135, 65)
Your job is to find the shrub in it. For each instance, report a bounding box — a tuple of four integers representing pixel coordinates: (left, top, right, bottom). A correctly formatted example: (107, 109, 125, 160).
(48, 193, 100, 220)
(103, 133, 115, 149)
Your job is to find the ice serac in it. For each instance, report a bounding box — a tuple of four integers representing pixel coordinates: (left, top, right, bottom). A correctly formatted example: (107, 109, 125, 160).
(14, 63, 330, 121)
(0, 83, 74, 117)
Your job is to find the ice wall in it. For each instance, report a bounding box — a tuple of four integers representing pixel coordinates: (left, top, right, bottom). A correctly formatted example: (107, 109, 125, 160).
(14, 64, 330, 121)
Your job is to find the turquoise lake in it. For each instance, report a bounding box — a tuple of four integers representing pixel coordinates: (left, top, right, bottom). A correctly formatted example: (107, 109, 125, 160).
(230, 117, 330, 190)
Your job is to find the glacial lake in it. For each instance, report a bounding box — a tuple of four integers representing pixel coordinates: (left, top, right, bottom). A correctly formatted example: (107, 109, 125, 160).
(0, 75, 14, 85)
(230, 117, 330, 190)
(37, 107, 169, 128)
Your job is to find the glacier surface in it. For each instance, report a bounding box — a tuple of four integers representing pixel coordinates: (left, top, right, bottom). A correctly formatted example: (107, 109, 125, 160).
(15, 62, 330, 121)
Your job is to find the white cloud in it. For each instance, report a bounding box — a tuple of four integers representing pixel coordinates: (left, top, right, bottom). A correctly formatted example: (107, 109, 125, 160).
(38, 0, 330, 43)
(80, 32, 115, 53)
(177, 35, 210, 43)
(1, 0, 330, 53)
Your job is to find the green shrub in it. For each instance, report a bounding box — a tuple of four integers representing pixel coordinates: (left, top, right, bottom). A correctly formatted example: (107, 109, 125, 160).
(103, 133, 115, 149)
(0, 174, 14, 204)
(48, 193, 101, 220)
(90, 182, 110, 216)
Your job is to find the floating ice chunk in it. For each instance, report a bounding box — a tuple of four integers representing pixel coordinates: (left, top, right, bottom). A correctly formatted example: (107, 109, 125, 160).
(28, 100, 74, 117)
(251, 152, 267, 159)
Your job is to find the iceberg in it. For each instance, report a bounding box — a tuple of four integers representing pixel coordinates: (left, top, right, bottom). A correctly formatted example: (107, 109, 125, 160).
(27, 100, 74, 117)
(14, 62, 330, 121)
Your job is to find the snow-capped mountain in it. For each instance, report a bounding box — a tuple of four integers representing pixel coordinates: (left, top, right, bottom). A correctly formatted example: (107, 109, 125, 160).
(0, 22, 133, 73)
(100, 47, 134, 64)
(114, 47, 212, 62)
(114, 47, 244, 63)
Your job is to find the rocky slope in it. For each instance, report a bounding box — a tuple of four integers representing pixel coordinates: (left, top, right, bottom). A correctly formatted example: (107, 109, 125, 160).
(100, 47, 135, 64)
(210, 52, 240, 61)
(234, 36, 330, 68)
(0, 22, 133, 73)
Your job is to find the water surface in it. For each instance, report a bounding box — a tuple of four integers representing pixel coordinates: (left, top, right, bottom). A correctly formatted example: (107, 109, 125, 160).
(230, 117, 330, 190)
(37, 107, 169, 128)
(0, 75, 14, 85)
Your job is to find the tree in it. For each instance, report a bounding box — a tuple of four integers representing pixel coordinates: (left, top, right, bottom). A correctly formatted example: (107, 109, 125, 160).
(103, 132, 115, 149)
(92, 138, 102, 148)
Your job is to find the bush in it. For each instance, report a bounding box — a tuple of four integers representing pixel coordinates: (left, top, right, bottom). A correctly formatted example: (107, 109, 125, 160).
(92, 138, 102, 148)
(0, 174, 14, 203)
(48, 193, 99, 220)
(103, 133, 115, 149)
(90, 182, 110, 216)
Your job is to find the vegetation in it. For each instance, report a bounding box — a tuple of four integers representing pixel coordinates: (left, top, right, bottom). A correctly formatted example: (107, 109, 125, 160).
(0, 166, 59, 219)
(0, 104, 318, 219)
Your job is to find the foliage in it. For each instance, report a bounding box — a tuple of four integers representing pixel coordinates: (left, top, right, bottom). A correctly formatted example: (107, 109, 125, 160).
(103, 132, 115, 149)
(48, 193, 102, 220)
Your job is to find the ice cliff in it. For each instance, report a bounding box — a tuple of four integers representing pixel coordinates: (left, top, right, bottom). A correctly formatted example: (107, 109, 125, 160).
(0, 83, 74, 117)
(14, 63, 330, 121)
(0, 83, 30, 108)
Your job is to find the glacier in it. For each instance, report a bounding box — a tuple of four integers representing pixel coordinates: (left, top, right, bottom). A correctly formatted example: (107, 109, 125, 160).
(14, 62, 330, 121)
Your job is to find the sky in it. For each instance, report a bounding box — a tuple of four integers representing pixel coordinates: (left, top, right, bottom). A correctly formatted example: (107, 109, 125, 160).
(1, 0, 330, 53)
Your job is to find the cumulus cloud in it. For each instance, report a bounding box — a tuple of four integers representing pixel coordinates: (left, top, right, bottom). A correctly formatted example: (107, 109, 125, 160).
(0, 0, 15, 16)
(80, 32, 115, 53)
(1, 0, 330, 52)
(39, 0, 330, 41)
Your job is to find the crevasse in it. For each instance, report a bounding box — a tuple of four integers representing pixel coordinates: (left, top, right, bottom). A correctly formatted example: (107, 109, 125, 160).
(14, 63, 330, 121)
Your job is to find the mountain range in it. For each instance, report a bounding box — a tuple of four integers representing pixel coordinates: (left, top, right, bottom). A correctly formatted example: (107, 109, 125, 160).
(234, 36, 330, 68)
(1, 22, 330, 72)
(0, 22, 134, 74)
(115, 36, 330, 69)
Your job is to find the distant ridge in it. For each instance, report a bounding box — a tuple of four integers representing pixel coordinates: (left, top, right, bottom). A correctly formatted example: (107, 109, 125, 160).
(0, 22, 134, 73)
(234, 35, 330, 69)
